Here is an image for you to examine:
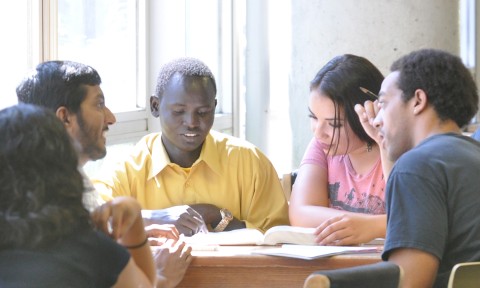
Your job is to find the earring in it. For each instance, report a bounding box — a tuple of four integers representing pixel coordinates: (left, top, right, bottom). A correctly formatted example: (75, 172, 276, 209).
(367, 142, 372, 152)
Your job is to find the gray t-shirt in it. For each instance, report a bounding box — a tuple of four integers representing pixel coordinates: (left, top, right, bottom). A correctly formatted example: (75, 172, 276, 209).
(382, 133, 480, 287)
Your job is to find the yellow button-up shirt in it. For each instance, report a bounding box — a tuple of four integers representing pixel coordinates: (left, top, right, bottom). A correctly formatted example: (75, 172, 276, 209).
(93, 131, 289, 232)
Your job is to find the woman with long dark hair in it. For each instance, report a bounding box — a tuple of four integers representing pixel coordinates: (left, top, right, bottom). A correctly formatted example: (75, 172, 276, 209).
(289, 54, 387, 246)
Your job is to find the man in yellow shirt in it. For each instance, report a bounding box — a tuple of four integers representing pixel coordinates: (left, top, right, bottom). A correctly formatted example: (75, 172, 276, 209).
(94, 57, 289, 236)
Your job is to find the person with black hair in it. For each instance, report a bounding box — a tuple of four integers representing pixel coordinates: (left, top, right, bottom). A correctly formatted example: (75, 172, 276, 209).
(0, 104, 157, 287)
(16, 61, 191, 288)
(93, 57, 290, 236)
(289, 54, 387, 246)
(356, 48, 480, 287)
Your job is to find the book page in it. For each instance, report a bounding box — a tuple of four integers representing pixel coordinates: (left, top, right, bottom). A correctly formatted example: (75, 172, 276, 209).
(185, 228, 265, 246)
(184, 226, 318, 246)
(252, 244, 380, 260)
(263, 226, 316, 245)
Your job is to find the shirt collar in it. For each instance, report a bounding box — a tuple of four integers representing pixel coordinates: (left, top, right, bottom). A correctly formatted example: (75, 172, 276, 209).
(148, 132, 222, 180)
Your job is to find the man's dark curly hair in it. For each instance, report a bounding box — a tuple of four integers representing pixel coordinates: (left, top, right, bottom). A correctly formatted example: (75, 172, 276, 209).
(391, 49, 478, 128)
(0, 104, 91, 250)
(154, 57, 216, 100)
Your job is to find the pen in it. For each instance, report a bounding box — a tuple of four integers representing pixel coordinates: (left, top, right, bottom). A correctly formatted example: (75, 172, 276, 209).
(359, 87, 379, 99)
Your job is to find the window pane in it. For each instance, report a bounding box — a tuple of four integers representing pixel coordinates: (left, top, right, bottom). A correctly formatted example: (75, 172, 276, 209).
(0, 1, 39, 110)
(57, 0, 140, 112)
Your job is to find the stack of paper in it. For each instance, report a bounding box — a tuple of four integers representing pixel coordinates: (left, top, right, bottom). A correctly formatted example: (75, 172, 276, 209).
(252, 244, 381, 260)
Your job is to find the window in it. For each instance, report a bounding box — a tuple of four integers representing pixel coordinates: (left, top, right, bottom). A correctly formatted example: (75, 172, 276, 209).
(58, 0, 142, 113)
(85, 0, 240, 175)
(1, 0, 290, 175)
(1, 0, 236, 145)
(56, 0, 148, 144)
(147, 0, 237, 135)
(0, 1, 40, 110)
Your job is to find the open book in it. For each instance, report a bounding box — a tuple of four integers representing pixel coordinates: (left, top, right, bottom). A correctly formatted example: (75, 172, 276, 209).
(252, 244, 381, 260)
(185, 226, 316, 246)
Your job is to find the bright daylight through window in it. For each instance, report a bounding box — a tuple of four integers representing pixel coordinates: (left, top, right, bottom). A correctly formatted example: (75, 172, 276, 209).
(58, 0, 143, 113)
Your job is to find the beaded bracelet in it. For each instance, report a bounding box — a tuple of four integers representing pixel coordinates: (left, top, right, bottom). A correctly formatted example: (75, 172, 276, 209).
(123, 237, 148, 249)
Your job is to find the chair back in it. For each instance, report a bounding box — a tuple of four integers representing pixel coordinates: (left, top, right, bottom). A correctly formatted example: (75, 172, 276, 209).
(280, 170, 298, 201)
(447, 261, 480, 288)
(280, 172, 292, 200)
(303, 261, 403, 288)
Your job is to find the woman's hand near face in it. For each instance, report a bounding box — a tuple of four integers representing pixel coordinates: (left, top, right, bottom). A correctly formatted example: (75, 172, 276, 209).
(355, 100, 394, 179)
(354, 100, 382, 144)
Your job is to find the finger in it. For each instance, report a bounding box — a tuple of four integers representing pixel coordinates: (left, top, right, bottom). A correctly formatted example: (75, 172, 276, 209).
(354, 104, 368, 123)
(314, 215, 343, 236)
(180, 243, 193, 262)
(167, 224, 181, 238)
(176, 241, 189, 253)
(178, 214, 206, 235)
(145, 224, 180, 240)
(373, 99, 380, 114)
(317, 225, 348, 246)
(363, 100, 377, 125)
(332, 235, 357, 246)
(186, 206, 203, 218)
(92, 204, 112, 236)
(316, 218, 347, 244)
(185, 253, 193, 264)
(176, 225, 195, 237)
(183, 244, 192, 255)
(109, 205, 123, 239)
(148, 237, 168, 246)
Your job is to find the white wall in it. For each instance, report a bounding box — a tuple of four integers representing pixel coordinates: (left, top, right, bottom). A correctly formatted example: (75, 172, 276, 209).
(288, 0, 461, 166)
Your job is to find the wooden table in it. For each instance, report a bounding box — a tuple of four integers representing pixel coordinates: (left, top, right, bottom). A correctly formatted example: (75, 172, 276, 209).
(176, 246, 382, 288)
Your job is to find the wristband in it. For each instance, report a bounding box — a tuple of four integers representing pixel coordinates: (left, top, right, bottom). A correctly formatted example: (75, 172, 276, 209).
(123, 237, 148, 249)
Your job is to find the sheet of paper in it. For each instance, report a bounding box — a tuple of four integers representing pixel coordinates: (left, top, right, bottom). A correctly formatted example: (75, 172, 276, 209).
(252, 244, 381, 260)
(185, 228, 264, 246)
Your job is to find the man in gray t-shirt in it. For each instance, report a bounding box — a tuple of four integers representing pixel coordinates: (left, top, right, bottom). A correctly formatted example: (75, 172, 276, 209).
(355, 49, 480, 287)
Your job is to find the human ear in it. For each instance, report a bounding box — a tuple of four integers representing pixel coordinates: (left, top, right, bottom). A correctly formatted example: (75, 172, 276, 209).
(150, 95, 160, 118)
(412, 89, 428, 115)
(55, 106, 71, 126)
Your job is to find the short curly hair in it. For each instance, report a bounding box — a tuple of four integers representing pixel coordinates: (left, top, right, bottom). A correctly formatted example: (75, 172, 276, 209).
(0, 104, 91, 250)
(154, 57, 216, 98)
(391, 49, 478, 128)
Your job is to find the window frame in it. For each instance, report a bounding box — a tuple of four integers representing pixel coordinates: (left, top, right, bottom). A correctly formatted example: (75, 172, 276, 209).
(39, 0, 238, 145)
